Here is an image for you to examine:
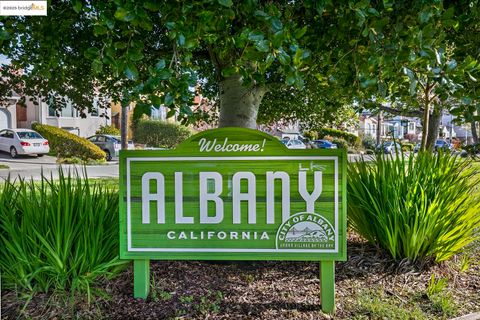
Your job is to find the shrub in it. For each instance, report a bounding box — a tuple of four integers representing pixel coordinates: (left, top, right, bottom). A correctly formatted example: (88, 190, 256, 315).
(362, 135, 377, 150)
(0, 170, 126, 298)
(317, 128, 361, 147)
(32, 123, 105, 161)
(348, 152, 480, 263)
(303, 130, 318, 141)
(401, 142, 414, 152)
(332, 138, 348, 149)
(463, 143, 480, 160)
(96, 125, 120, 136)
(133, 119, 193, 148)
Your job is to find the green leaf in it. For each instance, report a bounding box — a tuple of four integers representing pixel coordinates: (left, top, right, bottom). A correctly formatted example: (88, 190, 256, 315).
(255, 40, 269, 53)
(217, 0, 233, 7)
(293, 48, 303, 66)
(128, 51, 144, 62)
(177, 34, 185, 46)
(143, 2, 161, 11)
(114, 42, 127, 49)
(0, 29, 10, 40)
(92, 59, 103, 74)
(447, 60, 457, 71)
(442, 7, 454, 20)
(248, 31, 264, 42)
(155, 59, 166, 71)
(158, 69, 172, 80)
(124, 63, 138, 80)
(164, 92, 174, 106)
(271, 18, 283, 32)
(277, 48, 291, 65)
(294, 26, 307, 39)
(84, 47, 100, 59)
(114, 7, 135, 22)
(72, 0, 82, 13)
(94, 25, 108, 36)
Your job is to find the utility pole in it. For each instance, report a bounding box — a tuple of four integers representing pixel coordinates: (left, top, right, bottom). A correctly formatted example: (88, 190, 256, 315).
(121, 101, 129, 149)
(376, 111, 383, 145)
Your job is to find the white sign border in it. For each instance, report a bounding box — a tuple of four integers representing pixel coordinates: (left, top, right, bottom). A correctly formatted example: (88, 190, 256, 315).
(126, 156, 339, 253)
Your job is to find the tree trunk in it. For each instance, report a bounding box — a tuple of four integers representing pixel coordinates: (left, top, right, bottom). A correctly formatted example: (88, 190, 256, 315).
(376, 111, 383, 145)
(121, 101, 129, 149)
(218, 75, 266, 128)
(420, 89, 430, 151)
(425, 105, 442, 151)
(471, 120, 479, 144)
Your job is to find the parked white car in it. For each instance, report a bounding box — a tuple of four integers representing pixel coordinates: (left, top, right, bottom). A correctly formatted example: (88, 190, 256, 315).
(0, 128, 50, 158)
(281, 139, 307, 149)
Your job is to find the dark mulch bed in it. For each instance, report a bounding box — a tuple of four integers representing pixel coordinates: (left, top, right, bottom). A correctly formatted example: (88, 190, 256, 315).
(2, 234, 479, 319)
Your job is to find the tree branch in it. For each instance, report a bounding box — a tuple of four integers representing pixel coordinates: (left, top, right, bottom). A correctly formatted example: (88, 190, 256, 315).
(379, 105, 423, 117)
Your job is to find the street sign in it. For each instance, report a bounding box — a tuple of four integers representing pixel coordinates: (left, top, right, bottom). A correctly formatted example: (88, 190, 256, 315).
(120, 128, 347, 313)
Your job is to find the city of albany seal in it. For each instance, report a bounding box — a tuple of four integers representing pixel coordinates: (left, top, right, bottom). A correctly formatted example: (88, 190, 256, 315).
(275, 212, 335, 249)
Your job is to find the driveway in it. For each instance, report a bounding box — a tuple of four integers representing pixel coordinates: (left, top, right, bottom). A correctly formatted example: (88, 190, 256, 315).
(0, 152, 119, 180)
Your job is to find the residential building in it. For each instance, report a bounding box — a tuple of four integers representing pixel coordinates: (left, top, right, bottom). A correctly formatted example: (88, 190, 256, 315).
(358, 112, 420, 141)
(1, 95, 110, 137)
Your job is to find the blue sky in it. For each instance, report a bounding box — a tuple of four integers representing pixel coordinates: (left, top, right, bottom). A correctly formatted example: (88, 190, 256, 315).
(0, 54, 10, 64)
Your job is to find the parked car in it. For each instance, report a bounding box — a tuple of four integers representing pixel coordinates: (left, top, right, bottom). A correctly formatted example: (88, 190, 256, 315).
(376, 141, 402, 154)
(0, 128, 50, 158)
(280, 139, 307, 149)
(87, 134, 134, 161)
(413, 143, 421, 153)
(435, 139, 453, 152)
(311, 140, 338, 149)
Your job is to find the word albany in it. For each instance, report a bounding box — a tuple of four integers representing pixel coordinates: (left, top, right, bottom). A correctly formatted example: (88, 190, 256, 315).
(141, 171, 323, 224)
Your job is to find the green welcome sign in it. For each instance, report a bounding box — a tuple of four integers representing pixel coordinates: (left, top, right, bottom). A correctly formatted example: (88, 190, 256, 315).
(120, 128, 346, 313)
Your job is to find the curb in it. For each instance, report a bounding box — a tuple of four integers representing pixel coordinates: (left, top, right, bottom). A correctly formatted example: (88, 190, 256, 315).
(451, 313, 480, 320)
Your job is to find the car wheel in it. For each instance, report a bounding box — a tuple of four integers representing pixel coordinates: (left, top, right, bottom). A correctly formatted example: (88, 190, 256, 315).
(104, 149, 112, 161)
(10, 146, 18, 158)
(37, 154, 44, 157)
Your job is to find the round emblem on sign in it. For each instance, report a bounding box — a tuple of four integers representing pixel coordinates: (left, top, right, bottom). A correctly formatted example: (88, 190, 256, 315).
(275, 212, 335, 250)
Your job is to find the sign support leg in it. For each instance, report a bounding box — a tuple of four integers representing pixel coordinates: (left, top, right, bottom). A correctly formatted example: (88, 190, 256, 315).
(320, 261, 335, 314)
(134, 259, 150, 299)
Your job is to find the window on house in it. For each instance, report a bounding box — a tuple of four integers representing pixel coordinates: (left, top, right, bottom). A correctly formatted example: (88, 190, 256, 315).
(61, 101, 75, 117)
(48, 97, 56, 117)
(91, 100, 99, 117)
(408, 122, 415, 132)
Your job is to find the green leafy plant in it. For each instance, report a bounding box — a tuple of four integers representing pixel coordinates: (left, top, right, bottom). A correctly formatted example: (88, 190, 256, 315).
(0, 170, 126, 300)
(317, 128, 361, 147)
(95, 125, 120, 136)
(426, 275, 457, 316)
(132, 119, 193, 148)
(362, 135, 377, 150)
(332, 138, 348, 150)
(348, 152, 480, 262)
(32, 123, 105, 161)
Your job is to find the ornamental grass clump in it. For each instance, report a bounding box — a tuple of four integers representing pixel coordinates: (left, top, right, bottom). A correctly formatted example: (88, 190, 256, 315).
(0, 170, 126, 298)
(348, 151, 480, 263)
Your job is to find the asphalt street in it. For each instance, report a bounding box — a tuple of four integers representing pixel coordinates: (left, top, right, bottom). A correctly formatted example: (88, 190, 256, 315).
(0, 152, 368, 180)
(0, 152, 119, 180)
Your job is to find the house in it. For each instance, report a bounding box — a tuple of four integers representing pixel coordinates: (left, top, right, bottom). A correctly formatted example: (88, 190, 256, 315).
(1, 95, 111, 137)
(358, 112, 421, 141)
(0, 92, 20, 130)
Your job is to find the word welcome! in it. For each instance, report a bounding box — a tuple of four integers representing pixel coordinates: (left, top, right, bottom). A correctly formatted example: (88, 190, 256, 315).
(198, 137, 266, 152)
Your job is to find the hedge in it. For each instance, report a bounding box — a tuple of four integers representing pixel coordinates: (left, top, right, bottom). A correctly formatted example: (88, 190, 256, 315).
(316, 128, 361, 147)
(32, 123, 105, 161)
(96, 125, 120, 135)
(132, 119, 193, 148)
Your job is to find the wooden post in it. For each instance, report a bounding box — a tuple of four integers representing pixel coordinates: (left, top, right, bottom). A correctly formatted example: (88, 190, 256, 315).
(320, 261, 335, 314)
(134, 259, 150, 299)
